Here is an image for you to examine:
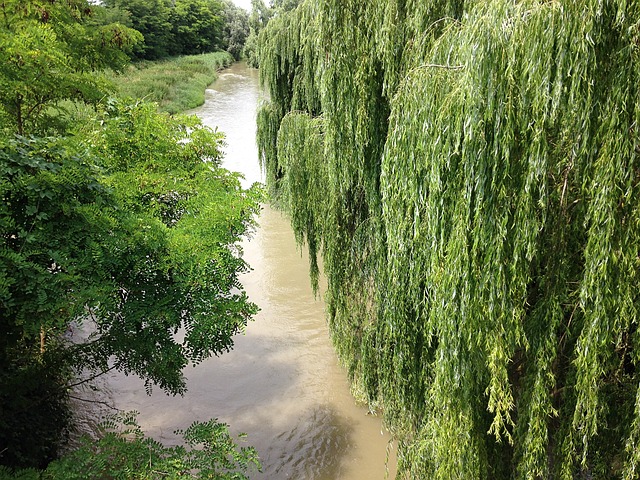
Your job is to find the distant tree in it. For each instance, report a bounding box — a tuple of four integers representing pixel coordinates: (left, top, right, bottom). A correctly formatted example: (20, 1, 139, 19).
(249, 0, 272, 30)
(270, 0, 300, 13)
(103, 0, 234, 59)
(170, 0, 224, 56)
(221, 0, 250, 60)
(86, 2, 133, 28)
(243, 30, 259, 67)
(242, 0, 272, 67)
(104, 0, 174, 59)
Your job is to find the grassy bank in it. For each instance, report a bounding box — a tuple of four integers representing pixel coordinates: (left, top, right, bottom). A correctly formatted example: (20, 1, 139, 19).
(108, 52, 234, 114)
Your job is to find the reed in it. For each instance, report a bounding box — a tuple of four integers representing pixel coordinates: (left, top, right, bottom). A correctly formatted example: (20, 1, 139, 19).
(108, 52, 234, 114)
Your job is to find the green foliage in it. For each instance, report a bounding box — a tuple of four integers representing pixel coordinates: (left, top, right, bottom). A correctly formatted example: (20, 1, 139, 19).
(0, 0, 261, 473)
(242, 30, 260, 68)
(171, 0, 224, 55)
(257, 0, 640, 478)
(106, 52, 234, 113)
(1, 413, 260, 479)
(0, 135, 122, 467)
(103, 0, 174, 59)
(276, 113, 326, 289)
(44, 412, 260, 479)
(0, 0, 142, 135)
(249, 0, 273, 32)
(0, 105, 262, 466)
(242, 0, 272, 67)
(80, 99, 263, 393)
(0, 136, 117, 356)
(104, 0, 238, 60)
(243, 0, 302, 67)
(221, 0, 250, 61)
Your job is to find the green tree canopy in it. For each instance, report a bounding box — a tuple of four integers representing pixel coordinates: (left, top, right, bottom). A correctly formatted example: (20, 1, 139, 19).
(257, 0, 640, 478)
(171, 0, 224, 56)
(221, 0, 250, 60)
(0, 104, 262, 465)
(103, 0, 174, 59)
(0, 0, 142, 135)
(103, 0, 237, 60)
(0, 0, 262, 471)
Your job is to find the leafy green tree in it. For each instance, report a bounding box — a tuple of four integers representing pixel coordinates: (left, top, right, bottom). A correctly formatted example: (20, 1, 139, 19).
(0, 103, 262, 466)
(104, 0, 235, 59)
(0, 0, 261, 473)
(257, 0, 640, 478)
(104, 0, 174, 59)
(249, 0, 272, 31)
(170, 0, 224, 56)
(85, 2, 133, 28)
(0, 0, 142, 135)
(221, 0, 250, 60)
(242, 0, 272, 67)
(242, 0, 298, 67)
(85, 99, 263, 393)
(242, 30, 259, 67)
(0, 135, 128, 467)
(270, 0, 300, 13)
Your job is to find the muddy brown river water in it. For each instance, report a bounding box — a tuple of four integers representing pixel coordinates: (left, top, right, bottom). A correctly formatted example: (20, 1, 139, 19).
(107, 62, 396, 479)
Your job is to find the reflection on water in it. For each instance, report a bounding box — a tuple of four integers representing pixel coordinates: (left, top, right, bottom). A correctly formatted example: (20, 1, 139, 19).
(107, 62, 396, 479)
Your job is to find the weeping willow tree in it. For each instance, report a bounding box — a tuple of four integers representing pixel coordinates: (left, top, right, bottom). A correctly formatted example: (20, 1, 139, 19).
(257, 0, 640, 478)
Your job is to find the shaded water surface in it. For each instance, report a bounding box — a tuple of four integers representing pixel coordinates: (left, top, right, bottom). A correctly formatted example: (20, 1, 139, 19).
(108, 62, 396, 479)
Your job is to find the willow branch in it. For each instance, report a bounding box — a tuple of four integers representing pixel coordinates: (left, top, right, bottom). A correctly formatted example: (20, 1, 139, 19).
(416, 63, 465, 70)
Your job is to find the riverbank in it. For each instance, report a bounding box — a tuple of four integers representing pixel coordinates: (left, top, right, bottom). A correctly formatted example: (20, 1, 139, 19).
(107, 52, 234, 114)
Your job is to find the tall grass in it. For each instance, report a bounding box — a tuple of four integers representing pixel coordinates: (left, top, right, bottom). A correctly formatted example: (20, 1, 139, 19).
(108, 52, 234, 114)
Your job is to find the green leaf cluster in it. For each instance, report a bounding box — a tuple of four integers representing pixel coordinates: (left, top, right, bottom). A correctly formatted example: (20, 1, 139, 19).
(242, 0, 301, 68)
(0, 0, 143, 135)
(257, 0, 640, 478)
(1, 412, 259, 479)
(1, 0, 263, 473)
(221, 0, 250, 61)
(0, 102, 262, 464)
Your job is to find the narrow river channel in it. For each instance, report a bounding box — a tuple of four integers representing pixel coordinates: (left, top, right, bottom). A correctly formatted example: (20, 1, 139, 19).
(107, 62, 396, 479)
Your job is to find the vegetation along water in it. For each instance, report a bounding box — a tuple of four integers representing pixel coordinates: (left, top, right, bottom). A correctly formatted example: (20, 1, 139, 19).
(3, 0, 640, 479)
(107, 52, 235, 114)
(0, 0, 262, 478)
(107, 61, 397, 479)
(256, 1, 640, 479)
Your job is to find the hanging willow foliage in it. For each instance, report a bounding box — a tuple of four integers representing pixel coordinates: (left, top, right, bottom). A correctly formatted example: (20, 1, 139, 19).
(257, 0, 640, 478)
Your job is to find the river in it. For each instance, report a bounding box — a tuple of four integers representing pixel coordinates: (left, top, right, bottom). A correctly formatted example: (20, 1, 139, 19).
(107, 62, 396, 479)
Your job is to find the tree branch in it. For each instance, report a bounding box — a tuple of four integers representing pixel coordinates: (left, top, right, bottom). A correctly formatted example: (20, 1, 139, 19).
(65, 365, 117, 390)
(68, 394, 119, 411)
(416, 63, 465, 71)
